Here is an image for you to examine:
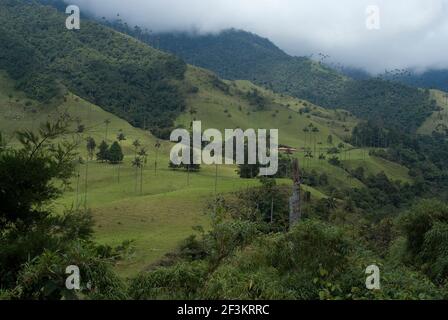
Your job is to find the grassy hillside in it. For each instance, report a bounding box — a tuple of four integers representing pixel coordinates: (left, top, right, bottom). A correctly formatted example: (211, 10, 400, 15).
(0, 65, 413, 276)
(418, 90, 448, 135)
(180, 66, 412, 185)
(129, 29, 435, 132)
(0, 0, 186, 137)
(0, 1, 414, 278)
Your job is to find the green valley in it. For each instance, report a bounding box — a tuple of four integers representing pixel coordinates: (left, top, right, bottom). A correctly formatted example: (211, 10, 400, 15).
(1, 0, 448, 302)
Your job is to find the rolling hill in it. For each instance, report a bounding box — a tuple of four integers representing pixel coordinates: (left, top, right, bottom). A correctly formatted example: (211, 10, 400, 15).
(0, 0, 186, 138)
(12, 0, 437, 133)
(418, 90, 448, 136)
(383, 69, 448, 93)
(0, 62, 413, 276)
(0, 0, 415, 277)
(125, 28, 436, 133)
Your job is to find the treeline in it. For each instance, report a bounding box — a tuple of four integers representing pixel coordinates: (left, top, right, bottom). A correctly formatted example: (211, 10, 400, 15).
(94, 140, 124, 164)
(126, 181, 448, 300)
(0, 0, 187, 138)
(0, 120, 128, 299)
(120, 28, 436, 133)
(2, 121, 448, 300)
(38, 1, 437, 134)
(352, 121, 448, 191)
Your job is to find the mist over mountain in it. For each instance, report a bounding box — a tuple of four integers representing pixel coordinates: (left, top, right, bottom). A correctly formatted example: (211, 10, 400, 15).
(64, 0, 448, 74)
(118, 27, 434, 133)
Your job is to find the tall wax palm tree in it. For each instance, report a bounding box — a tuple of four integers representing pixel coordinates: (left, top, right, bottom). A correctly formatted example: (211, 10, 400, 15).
(154, 140, 161, 176)
(132, 156, 143, 193)
(117, 132, 126, 183)
(189, 107, 198, 128)
(312, 126, 320, 159)
(138, 148, 148, 194)
(104, 119, 111, 141)
(302, 127, 310, 168)
(132, 139, 141, 157)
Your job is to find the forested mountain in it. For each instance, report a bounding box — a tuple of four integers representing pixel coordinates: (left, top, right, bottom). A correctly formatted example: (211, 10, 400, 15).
(383, 69, 448, 93)
(123, 28, 436, 133)
(15, 0, 437, 134)
(0, 0, 186, 138)
(2, 0, 448, 302)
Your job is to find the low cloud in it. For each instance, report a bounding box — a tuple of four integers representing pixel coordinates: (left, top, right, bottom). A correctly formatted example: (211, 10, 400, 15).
(66, 0, 448, 73)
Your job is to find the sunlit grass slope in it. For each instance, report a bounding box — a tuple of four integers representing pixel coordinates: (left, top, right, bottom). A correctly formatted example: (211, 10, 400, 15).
(418, 90, 448, 135)
(0, 69, 412, 276)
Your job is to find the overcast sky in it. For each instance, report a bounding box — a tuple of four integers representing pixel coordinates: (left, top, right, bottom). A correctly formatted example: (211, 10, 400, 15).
(66, 0, 448, 74)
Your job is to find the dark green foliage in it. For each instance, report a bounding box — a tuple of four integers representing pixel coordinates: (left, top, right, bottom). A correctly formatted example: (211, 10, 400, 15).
(138, 29, 435, 133)
(86, 137, 96, 160)
(12, 241, 127, 300)
(237, 163, 260, 178)
(337, 79, 435, 133)
(346, 172, 416, 214)
(245, 88, 268, 110)
(128, 262, 208, 300)
(0, 120, 126, 299)
(328, 156, 341, 167)
(0, 0, 187, 137)
(107, 141, 124, 164)
(131, 212, 446, 300)
(0, 120, 76, 230)
(96, 141, 109, 162)
(400, 200, 448, 283)
(382, 68, 448, 92)
(354, 121, 448, 190)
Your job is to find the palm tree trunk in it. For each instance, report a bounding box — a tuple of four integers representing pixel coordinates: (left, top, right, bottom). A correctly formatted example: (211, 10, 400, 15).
(214, 164, 218, 194)
(135, 167, 138, 193)
(155, 150, 158, 176)
(75, 168, 80, 208)
(84, 161, 89, 211)
(118, 163, 121, 184)
(140, 165, 143, 194)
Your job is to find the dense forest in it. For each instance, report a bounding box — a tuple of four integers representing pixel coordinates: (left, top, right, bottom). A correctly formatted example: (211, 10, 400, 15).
(29, 1, 437, 133)
(0, 0, 187, 138)
(1, 0, 448, 301)
(116, 28, 435, 133)
(382, 69, 448, 93)
(2, 123, 448, 299)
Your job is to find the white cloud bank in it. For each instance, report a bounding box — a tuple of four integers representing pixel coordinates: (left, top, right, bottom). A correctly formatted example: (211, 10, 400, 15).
(66, 0, 448, 73)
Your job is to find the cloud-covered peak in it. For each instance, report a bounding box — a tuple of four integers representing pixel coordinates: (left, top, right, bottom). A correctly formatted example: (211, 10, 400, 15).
(67, 0, 448, 73)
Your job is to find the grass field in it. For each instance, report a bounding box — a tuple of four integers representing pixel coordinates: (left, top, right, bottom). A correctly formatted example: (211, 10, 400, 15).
(0, 69, 413, 277)
(418, 89, 448, 135)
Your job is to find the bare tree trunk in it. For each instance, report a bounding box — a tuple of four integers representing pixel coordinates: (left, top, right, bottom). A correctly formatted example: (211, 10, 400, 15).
(289, 159, 301, 228)
(140, 165, 143, 195)
(118, 163, 121, 184)
(155, 150, 158, 176)
(84, 161, 89, 211)
(135, 167, 138, 192)
(75, 169, 80, 208)
(214, 164, 218, 194)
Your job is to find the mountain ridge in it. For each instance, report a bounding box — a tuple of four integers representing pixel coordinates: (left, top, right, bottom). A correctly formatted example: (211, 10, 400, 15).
(124, 28, 436, 133)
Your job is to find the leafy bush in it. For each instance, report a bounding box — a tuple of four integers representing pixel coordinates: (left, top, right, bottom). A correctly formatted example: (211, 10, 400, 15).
(0, 1, 187, 137)
(400, 200, 448, 283)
